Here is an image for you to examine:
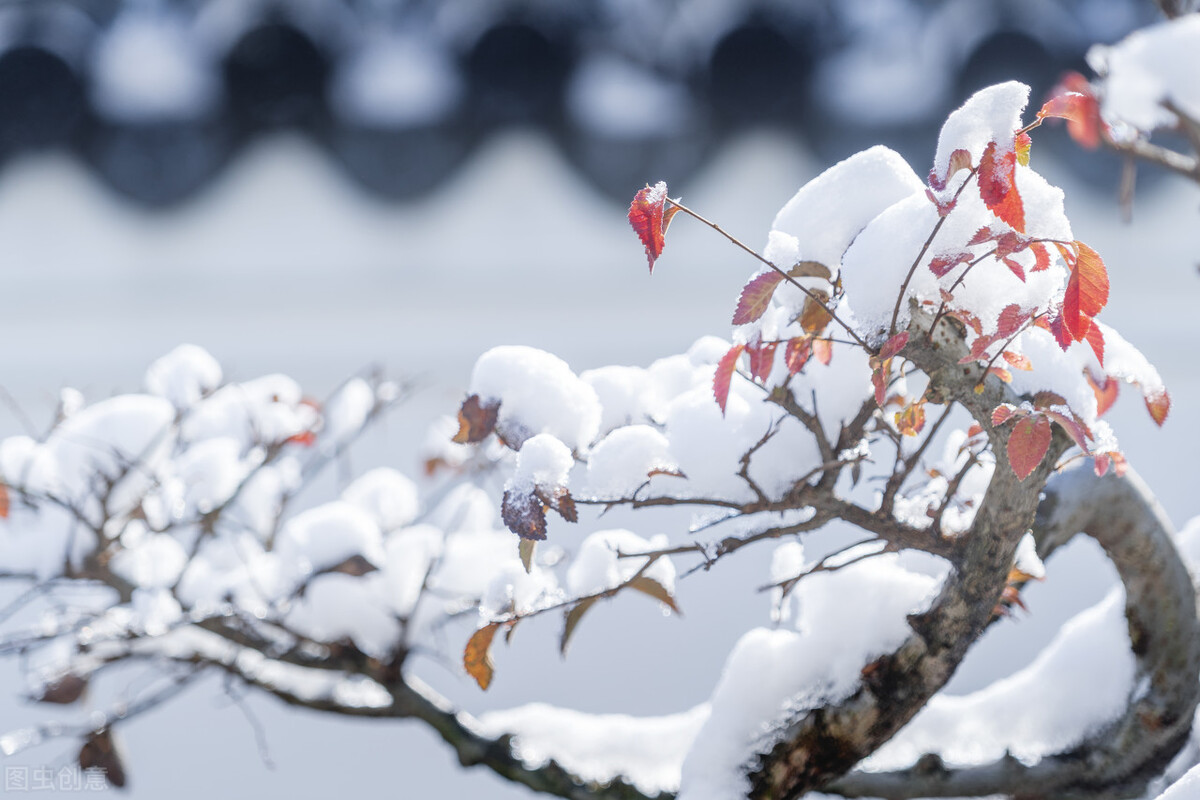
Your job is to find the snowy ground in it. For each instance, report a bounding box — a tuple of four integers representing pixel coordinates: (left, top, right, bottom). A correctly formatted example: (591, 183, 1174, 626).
(0, 130, 1196, 798)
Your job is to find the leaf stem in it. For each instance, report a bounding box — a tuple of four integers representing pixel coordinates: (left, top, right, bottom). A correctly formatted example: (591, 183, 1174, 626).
(889, 168, 977, 337)
(667, 200, 871, 350)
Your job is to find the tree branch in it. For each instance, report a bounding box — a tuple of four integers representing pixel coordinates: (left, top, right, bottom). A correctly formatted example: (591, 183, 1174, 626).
(826, 464, 1200, 799)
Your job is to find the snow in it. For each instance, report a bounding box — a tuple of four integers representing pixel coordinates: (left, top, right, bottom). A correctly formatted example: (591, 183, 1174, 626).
(323, 378, 376, 445)
(341, 468, 420, 532)
(274, 501, 386, 575)
(584, 425, 675, 499)
(89, 11, 221, 122)
(110, 532, 188, 590)
(286, 572, 402, 658)
(1090, 15, 1200, 132)
(931, 81, 1029, 192)
(678, 552, 939, 799)
(768, 145, 925, 293)
(1157, 764, 1200, 800)
(477, 703, 710, 795)
(144, 344, 222, 408)
(469, 346, 602, 452)
(581, 365, 652, 435)
(565, 529, 675, 599)
(866, 589, 1135, 770)
(508, 433, 575, 496)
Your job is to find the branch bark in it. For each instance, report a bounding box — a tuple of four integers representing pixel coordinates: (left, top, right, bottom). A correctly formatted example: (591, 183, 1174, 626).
(826, 465, 1200, 799)
(744, 309, 1073, 798)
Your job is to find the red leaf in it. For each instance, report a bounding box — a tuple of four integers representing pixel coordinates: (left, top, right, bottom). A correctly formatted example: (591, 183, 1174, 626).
(930, 251, 972, 278)
(996, 304, 1029, 337)
(1094, 450, 1129, 478)
(993, 231, 1031, 259)
(747, 341, 778, 383)
(978, 140, 1025, 232)
(812, 339, 833, 366)
(1062, 241, 1109, 341)
(1030, 242, 1051, 273)
(713, 344, 745, 415)
(871, 358, 889, 408)
(628, 182, 676, 273)
(991, 404, 1017, 427)
(286, 430, 317, 447)
(967, 423, 985, 439)
(1086, 371, 1119, 417)
(879, 331, 909, 361)
(1044, 409, 1093, 453)
(1046, 311, 1075, 350)
(1032, 390, 1069, 409)
(988, 366, 1013, 383)
(732, 271, 786, 325)
(968, 226, 997, 247)
(1084, 322, 1106, 366)
(1145, 389, 1171, 427)
(1007, 414, 1052, 481)
(1044, 74, 1103, 149)
(784, 338, 811, 375)
(1002, 257, 1026, 282)
(1002, 351, 1032, 371)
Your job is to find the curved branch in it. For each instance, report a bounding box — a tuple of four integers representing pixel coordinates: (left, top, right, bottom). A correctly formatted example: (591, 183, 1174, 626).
(826, 465, 1200, 799)
(744, 308, 1073, 798)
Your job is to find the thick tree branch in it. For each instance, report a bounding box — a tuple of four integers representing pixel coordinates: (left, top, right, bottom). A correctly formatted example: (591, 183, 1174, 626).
(826, 465, 1200, 799)
(745, 307, 1073, 798)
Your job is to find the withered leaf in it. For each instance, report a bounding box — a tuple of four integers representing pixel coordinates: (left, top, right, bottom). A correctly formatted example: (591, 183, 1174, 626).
(561, 597, 599, 657)
(501, 488, 547, 541)
(518, 539, 536, 574)
(328, 554, 379, 577)
(787, 260, 833, 281)
(452, 395, 500, 444)
(628, 575, 682, 615)
(79, 728, 126, 788)
(40, 674, 88, 705)
(463, 622, 501, 691)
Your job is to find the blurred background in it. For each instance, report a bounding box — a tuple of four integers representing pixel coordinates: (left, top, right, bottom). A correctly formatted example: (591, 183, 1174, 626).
(0, 0, 1196, 797)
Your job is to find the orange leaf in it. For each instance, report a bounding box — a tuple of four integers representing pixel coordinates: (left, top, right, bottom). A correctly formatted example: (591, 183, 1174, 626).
(1145, 389, 1171, 427)
(1045, 74, 1103, 149)
(895, 401, 926, 437)
(784, 337, 811, 375)
(1007, 414, 1052, 481)
(812, 339, 833, 366)
(797, 292, 833, 334)
(1001, 351, 1032, 371)
(464, 623, 501, 690)
(713, 344, 745, 416)
(732, 271, 785, 325)
(1086, 371, 1119, 417)
(628, 182, 677, 273)
(978, 140, 1025, 232)
(0, 483, 9, 519)
(991, 403, 1017, 427)
(1063, 241, 1109, 342)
